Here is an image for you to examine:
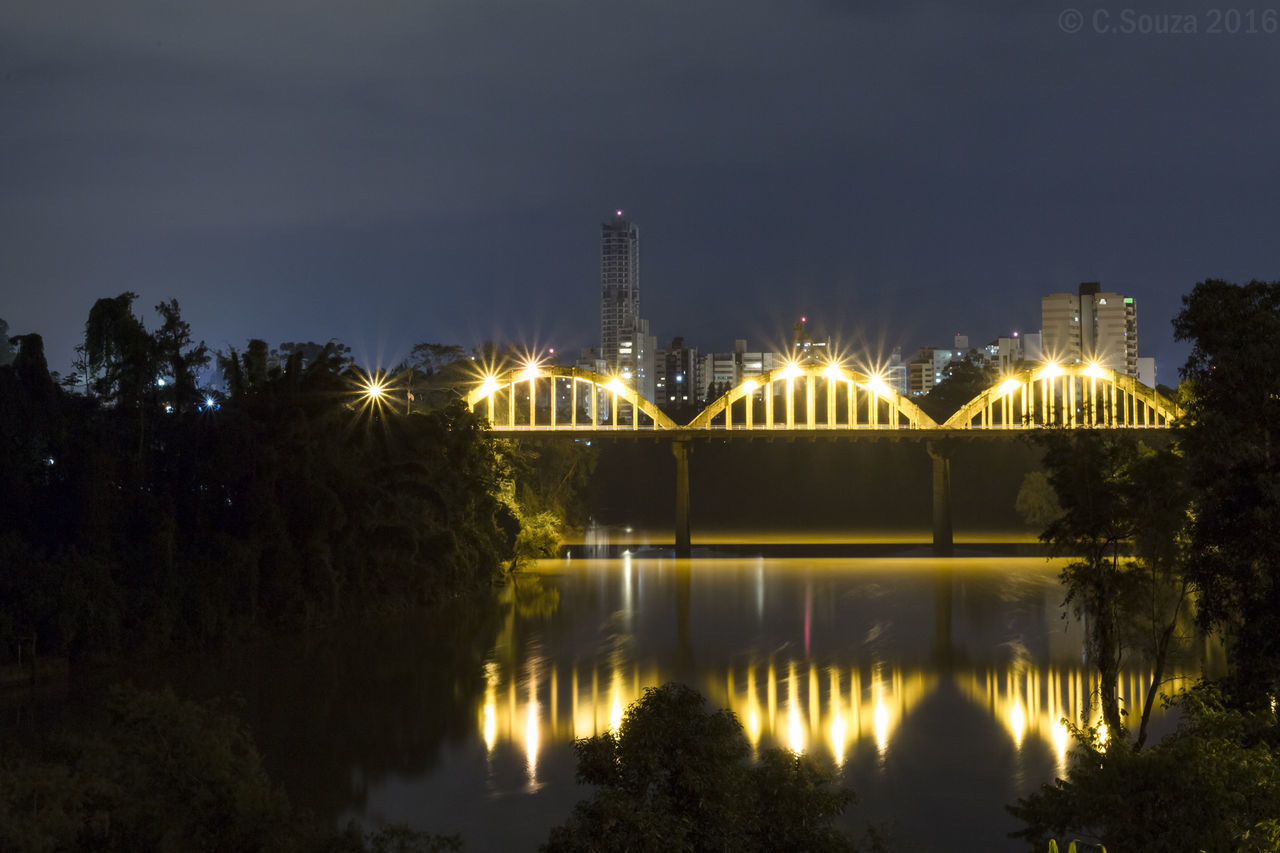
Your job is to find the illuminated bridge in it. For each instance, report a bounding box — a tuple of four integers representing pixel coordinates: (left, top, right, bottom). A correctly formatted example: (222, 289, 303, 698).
(465, 361, 1180, 554)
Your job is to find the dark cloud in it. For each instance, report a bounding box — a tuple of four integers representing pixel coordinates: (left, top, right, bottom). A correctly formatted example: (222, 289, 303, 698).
(2, 1, 1278, 381)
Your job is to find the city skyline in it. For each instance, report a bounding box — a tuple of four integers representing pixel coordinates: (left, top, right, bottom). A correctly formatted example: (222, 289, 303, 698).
(5, 2, 1278, 380)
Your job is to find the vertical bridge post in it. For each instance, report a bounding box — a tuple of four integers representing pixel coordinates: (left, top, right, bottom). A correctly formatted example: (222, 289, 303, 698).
(672, 438, 692, 557)
(926, 439, 954, 557)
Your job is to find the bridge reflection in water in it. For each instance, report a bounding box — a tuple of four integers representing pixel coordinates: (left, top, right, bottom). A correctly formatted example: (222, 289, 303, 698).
(456, 556, 1211, 849)
(479, 656, 1196, 786)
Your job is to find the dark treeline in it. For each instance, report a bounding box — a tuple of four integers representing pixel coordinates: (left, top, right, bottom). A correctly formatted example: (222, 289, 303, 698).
(1, 293, 529, 666)
(1009, 279, 1280, 851)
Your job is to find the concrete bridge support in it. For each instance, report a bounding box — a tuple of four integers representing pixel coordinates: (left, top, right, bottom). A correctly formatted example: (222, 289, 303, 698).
(927, 440, 954, 557)
(673, 439, 692, 557)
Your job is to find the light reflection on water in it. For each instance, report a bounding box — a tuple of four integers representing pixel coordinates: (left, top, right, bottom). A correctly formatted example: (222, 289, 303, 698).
(479, 655, 1196, 784)
(454, 556, 1205, 850)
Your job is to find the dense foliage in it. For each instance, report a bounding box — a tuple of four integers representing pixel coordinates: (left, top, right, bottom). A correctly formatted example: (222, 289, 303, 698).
(1011, 278, 1280, 850)
(543, 683, 857, 853)
(1009, 686, 1280, 852)
(1174, 278, 1280, 707)
(0, 294, 522, 663)
(917, 350, 998, 424)
(0, 685, 461, 853)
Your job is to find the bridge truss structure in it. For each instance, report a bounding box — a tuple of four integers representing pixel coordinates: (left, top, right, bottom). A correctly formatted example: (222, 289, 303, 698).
(464, 362, 1180, 432)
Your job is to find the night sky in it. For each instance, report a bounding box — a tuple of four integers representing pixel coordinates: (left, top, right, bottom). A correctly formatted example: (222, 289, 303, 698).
(4, 1, 1279, 383)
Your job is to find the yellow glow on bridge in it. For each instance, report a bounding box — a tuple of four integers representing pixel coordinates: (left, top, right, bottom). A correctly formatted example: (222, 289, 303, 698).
(998, 376, 1022, 396)
(864, 374, 891, 396)
(463, 361, 1179, 431)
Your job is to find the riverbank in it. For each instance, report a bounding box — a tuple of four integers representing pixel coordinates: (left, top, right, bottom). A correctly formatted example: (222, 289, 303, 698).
(560, 524, 1046, 557)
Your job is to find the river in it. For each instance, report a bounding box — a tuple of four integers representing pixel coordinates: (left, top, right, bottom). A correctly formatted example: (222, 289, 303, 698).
(272, 553, 1205, 851)
(28, 551, 1208, 851)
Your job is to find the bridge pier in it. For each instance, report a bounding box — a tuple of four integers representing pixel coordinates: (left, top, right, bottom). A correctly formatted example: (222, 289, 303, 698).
(926, 440, 954, 557)
(673, 439, 692, 557)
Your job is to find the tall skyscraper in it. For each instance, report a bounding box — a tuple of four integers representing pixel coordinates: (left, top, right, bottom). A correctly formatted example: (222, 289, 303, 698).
(1040, 282, 1138, 377)
(600, 211, 640, 373)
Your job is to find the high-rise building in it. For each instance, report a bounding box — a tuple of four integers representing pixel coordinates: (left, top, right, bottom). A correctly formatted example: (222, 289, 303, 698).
(885, 347, 908, 396)
(600, 211, 640, 375)
(701, 340, 779, 401)
(1040, 282, 1138, 376)
(908, 346, 964, 396)
(982, 335, 1024, 374)
(790, 317, 830, 363)
(616, 315, 656, 402)
(655, 337, 702, 408)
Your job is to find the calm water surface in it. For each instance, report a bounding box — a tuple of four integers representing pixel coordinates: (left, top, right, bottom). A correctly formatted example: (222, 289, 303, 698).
(328, 555, 1201, 852)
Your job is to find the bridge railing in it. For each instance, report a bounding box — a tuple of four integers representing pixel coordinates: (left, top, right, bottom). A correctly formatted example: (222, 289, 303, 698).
(464, 365, 678, 430)
(465, 362, 1179, 432)
(941, 364, 1179, 429)
(687, 363, 936, 430)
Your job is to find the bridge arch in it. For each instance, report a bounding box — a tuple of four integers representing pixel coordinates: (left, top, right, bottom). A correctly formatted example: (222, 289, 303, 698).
(942, 363, 1180, 429)
(687, 363, 938, 430)
(465, 365, 678, 430)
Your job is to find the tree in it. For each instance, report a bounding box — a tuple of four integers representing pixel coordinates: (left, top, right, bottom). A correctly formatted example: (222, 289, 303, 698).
(152, 299, 209, 413)
(1009, 684, 1280, 851)
(0, 316, 14, 366)
(409, 342, 466, 377)
(1120, 444, 1193, 748)
(1014, 470, 1062, 530)
(918, 350, 997, 423)
(1032, 432, 1192, 747)
(84, 292, 153, 407)
(0, 686, 468, 853)
(1037, 432, 1134, 737)
(542, 683, 854, 853)
(0, 685, 294, 852)
(1173, 278, 1280, 707)
(404, 342, 471, 411)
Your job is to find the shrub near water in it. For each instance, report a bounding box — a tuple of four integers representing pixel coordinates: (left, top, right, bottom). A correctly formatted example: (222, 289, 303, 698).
(542, 683, 857, 853)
